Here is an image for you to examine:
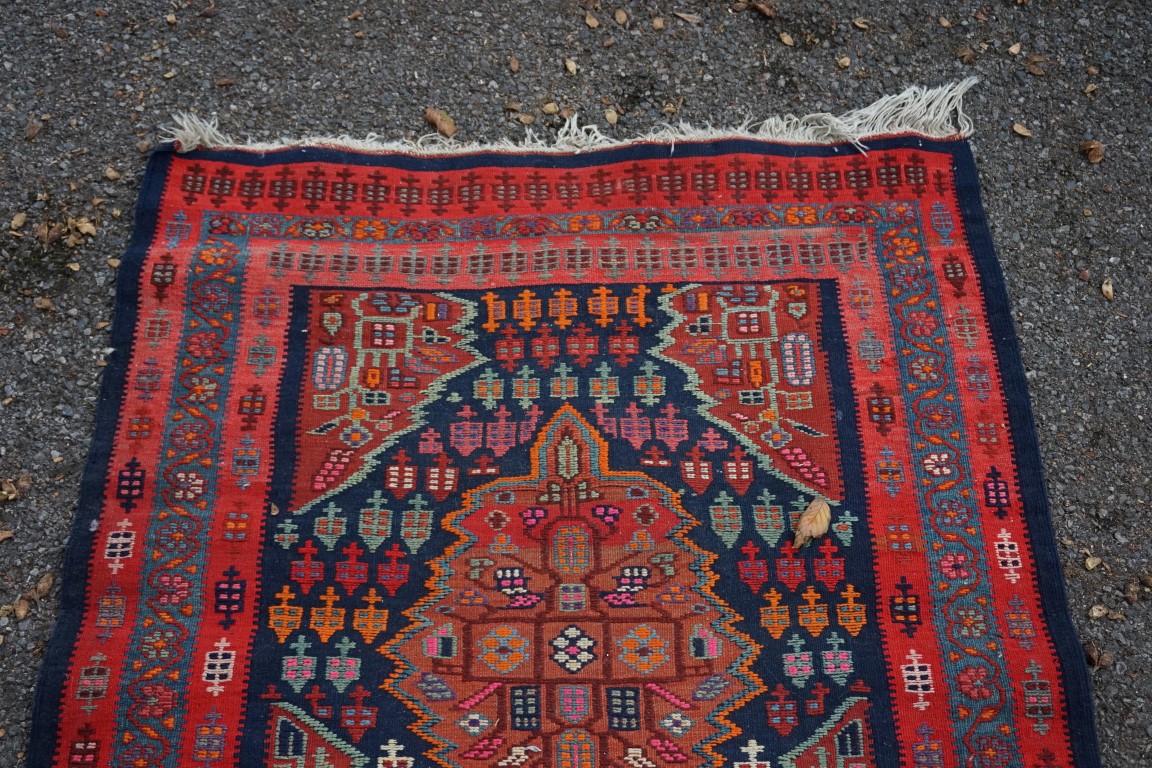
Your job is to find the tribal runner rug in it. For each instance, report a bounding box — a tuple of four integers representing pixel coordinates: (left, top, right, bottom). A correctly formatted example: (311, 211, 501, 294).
(30, 81, 1101, 768)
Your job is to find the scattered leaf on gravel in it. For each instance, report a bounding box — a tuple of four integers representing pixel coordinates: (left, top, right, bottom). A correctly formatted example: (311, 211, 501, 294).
(794, 497, 831, 548)
(424, 107, 457, 138)
(956, 45, 977, 65)
(165, 12, 177, 25)
(508, 56, 520, 73)
(32, 572, 54, 599)
(779, 32, 795, 46)
(1140, 573, 1152, 588)
(9, 212, 26, 231)
(1084, 555, 1102, 570)
(1008, 42, 1022, 55)
(1124, 580, 1140, 604)
(564, 57, 578, 74)
(34, 296, 56, 311)
(851, 17, 869, 29)
(199, 6, 220, 18)
(542, 102, 559, 115)
(938, 16, 952, 27)
(836, 55, 850, 68)
(1025, 54, 1048, 76)
(585, 13, 599, 28)
(1081, 140, 1105, 163)
(1011, 122, 1033, 138)
(518, 114, 535, 126)
(751, 2, 776, 18)
(1096, 650, 1115, 667)
(1084, 640, 1101, 666)
(1083, 83, 1098, 96)
(25, 119, 42, 141)
(104, 166, 122, 181)
(53, 27, 70, 39)
(215, 77, 234, 87)
(107, 258, 121, 268)
(652, 16, 665, 30)
(614, 9, 628, 24)
(0, 530, 12, 543)
(1100, 277, 1114, 301)
(604, 108, 619, 126)
(13, 598, 29, 621)
(1088, 604, 1108, 619)
(673, 12, 701, 24)
(0, 479, 15, 501)
(67, 262, 81, 272)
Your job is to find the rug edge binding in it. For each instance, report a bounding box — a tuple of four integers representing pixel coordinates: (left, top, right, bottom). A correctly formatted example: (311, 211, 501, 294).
(164, 78, 978, 156)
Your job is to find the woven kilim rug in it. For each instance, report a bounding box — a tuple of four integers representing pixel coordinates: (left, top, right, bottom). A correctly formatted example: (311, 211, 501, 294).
(30, 81, 1101, 768)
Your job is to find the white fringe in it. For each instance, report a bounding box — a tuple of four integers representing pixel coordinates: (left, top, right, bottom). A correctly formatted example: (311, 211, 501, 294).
(163, 78, 977, 156)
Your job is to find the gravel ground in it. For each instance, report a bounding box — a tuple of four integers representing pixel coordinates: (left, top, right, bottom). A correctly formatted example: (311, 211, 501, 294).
(0, 1, 1148, 765)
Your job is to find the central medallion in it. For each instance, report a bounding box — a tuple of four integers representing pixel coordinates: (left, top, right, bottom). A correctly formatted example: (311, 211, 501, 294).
(384, 406, 764, 767)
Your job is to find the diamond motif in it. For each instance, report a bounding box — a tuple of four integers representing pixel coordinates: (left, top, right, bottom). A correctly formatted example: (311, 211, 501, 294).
(457, 711, 492, 736)
(549, 625, 598, 673)
(659, 711, 695, 737)
(477, 626, 529, 674)
(616, 624, 669, 674)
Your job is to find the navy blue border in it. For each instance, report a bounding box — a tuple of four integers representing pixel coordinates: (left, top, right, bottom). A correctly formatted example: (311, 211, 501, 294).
(951, 141, 1102, 768)
(26, 148, 176, 768)
(28, 136, 1102, 768)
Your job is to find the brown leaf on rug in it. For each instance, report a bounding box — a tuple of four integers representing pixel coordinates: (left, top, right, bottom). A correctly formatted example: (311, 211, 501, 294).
(424, 107, 457, 139)
(794, 497, 831, 548)
(1081, 140, 1105, 163)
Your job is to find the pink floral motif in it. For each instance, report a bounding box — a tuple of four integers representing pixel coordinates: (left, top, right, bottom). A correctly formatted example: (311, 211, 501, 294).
(939, 552, 972, 580)
(956, 665, 994, 700)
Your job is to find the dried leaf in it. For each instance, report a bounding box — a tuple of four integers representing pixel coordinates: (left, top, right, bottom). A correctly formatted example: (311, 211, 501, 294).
(165, 12, 177, 25)
(13, 598, 30, 621)
(836, 55, 851, 69)
(107, 258, 122, 268)
(851, 17, 869, 30)
(31, 572, 54, 600)
(215, 77, 234, 87)
(564, 57, 578, 74)
(585, 12, 600, 28)
(423, 107, 457, 138)
(672, 12, 701, 24)
(1008, 42, 1022, 55)
(793, 497, 831, 548)
(103, 166, 122, 181)
(1011, 122, 1033, 138)
(604, 108, 619, 126)
(0, 530, 12, 544)
(270, 502, 281, 516)
(542, 102, 559, 115)
(1025, 54, 1048, 76)
(1084, 555, 1102, 571)
(1124, 580, 1140, 605)
(1083, 639, 1101, 666)
(53, 27, 70, 39)
(508, 56, 520, 73)
(1087, 604, 1108, 619)
(24, 119, 42, 141)
(1083, 83, 1098, 96)
(34, 296, 56, 311)
(938, 16, 952, 27)
(614, 9, 628, 25)
(779, 32, 794, 46)
(0, 479, 16, 500)
(956, 45, 977, 65)
(1081, 140, 1105, 164)
(652, 16, 665, 30)
(1087, 65, 1101, 76)
(1140, 573, 1152, 588)
(1100, 277, 1114, 301)
(517, 113, 535, 126)
(199, 6, 220, 18)
(9, 212, 26, 231)
(751, 2, 776, 18)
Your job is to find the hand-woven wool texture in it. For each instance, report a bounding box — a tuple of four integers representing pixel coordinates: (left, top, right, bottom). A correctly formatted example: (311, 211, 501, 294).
(30, 83, 1101, 768)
